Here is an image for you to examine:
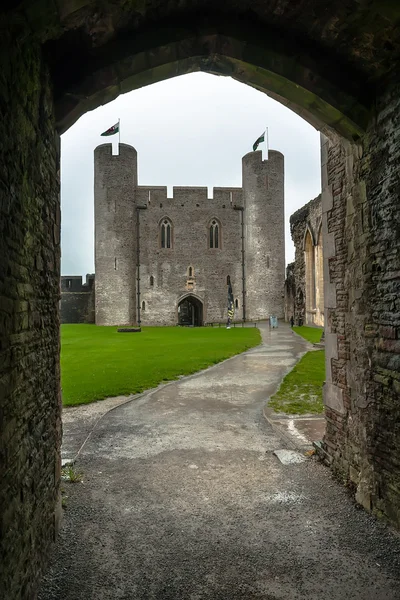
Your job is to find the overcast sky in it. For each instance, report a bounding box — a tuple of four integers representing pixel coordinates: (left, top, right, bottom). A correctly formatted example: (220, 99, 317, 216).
(61, 72, 321, 276)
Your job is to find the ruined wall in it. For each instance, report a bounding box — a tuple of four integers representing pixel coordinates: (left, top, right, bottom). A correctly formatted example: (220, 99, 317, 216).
(284, 262, 295, 322)
(0, 39, 62, 599)
(137, 186, 243, 325)
(60, 275, 95, 324)
(243, 151, 285, 320)
(94, 144, 137, 326)
(320, 79, 400, 524)
(289, 194, 322, 326)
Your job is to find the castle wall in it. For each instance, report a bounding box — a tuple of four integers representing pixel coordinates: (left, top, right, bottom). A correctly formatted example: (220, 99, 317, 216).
(94, 144, 137, 326)
(289, 194, 323, 326)
(284, 262, 295, 322)
(243, 151, 285, 320)
(60, 275, 95, 324)
(137, 186, 243, 325)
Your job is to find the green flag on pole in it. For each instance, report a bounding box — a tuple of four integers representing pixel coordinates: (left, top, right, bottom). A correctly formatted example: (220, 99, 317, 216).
(101, 122, 119, 136)
(253, 131, 265, 152)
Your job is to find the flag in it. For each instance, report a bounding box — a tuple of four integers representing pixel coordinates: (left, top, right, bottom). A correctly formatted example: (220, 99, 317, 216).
(101, 122, 119, 136)
(253, 131, 265, 152)
(227, 279, 234, 327)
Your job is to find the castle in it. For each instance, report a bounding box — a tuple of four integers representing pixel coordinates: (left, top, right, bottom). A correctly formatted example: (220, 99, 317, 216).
(61, 143, 285, 326)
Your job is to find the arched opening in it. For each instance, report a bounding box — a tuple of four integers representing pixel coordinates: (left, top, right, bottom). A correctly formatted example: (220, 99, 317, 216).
(304, 229, 315, 324)
(177, 295, 203, 327)
(142, 300, 145, 311)
(4, 5, 400, 596)
(315, 225, 324, 327)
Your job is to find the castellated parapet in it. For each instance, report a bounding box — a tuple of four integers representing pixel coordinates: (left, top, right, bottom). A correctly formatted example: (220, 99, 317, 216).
(78, 143, 285, 326)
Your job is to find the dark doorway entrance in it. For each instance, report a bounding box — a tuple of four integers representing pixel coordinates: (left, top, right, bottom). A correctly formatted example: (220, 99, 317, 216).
(178, 296, 203, 326)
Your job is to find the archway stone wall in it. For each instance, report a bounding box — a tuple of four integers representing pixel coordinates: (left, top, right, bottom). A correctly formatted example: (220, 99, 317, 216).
(1, 2, 400, 597)
(0, 35, 62, 600)
(320, 80, 400, 519)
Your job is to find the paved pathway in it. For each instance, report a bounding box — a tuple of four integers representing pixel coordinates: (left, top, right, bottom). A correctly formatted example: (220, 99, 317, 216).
(39, 325, 400, 600)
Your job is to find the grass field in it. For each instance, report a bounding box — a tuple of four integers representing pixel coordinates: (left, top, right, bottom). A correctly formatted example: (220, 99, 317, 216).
(293, 326, 323, 344)
(269, 349, 325, 415)
(61, 325, 260, 406)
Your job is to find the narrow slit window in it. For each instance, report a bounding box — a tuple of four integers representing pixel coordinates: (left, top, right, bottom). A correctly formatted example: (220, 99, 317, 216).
(235, 299, 238, 309)
(150, 276, 154, 286)
(188, 267, 193, 277)
(142, 301, 145, 311)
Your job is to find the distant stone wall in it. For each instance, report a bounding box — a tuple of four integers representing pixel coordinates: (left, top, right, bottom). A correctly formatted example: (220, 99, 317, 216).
(94, 146, 285, 326)
(60, 275, 95, 324)
(288, 194, 323, 326)
(137, 186, 243, 325)
(284, 262, 295, 322)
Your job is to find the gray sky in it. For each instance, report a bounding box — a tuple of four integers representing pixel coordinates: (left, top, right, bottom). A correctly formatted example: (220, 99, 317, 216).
(61, 72, 321, 276)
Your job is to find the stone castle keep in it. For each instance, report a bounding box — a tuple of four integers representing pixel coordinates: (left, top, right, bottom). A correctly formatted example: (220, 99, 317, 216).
(61, 144, 285, 326)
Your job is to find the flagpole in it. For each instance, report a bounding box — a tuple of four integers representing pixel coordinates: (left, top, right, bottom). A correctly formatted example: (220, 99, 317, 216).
(266, 127, 269, 160)
(118, 118, 121, 146)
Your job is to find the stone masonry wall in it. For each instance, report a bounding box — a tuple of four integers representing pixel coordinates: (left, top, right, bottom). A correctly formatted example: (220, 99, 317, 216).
(284, 262, 295, 322)
(94, 144, 137, 326)
(60, 275, 95, 324)
(137, 186, 243, 325)
(289, 194, 322, 326)
(94, 146, 285, 326)
(243, 151, 285, 320)
(320, 79, 400, 524)
(0, 38, 62, 599)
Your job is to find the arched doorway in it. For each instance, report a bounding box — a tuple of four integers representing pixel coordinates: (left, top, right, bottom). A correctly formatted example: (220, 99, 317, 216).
(178, 295, 203, 326)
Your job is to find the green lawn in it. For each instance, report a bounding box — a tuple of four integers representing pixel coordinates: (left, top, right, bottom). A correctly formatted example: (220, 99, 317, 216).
(293, 326, 323, 344)
(269, 349, 325, 415)
(61, 325, 260, 406)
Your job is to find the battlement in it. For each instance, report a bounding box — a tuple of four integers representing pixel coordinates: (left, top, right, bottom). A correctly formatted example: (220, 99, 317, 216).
(136, 186, 243, 206)
(61, 274, 94, 293)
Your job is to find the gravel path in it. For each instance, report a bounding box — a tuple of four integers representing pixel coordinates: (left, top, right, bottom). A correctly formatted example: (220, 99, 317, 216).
(39, 324, 400, 600)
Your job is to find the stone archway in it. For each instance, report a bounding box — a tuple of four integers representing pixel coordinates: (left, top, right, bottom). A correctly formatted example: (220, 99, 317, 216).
(2, 2, 400, 597)
(178, 295, 204, 327)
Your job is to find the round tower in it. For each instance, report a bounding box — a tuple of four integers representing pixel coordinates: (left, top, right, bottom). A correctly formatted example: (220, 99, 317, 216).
(94, 143, 137, 325)
(242, 150, 285, 320)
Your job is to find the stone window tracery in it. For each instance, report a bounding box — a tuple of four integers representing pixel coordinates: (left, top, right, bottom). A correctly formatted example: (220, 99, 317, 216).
(209, 219, 219, 249)
(160, 218, 172, 249)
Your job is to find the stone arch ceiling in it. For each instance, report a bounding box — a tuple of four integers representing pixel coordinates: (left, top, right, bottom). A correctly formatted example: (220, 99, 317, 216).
(4, 1, 400, 139)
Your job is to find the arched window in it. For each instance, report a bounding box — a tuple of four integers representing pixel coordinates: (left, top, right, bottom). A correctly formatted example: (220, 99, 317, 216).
(304, 229, 316, 317)
(315, 226, 324, 323)
(150, 276, 154, 286)
(142, 301, 145, 311)
(160, 218, 172, 248)
(209, 219, 219, 248)
(188, 267, 193, 277)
